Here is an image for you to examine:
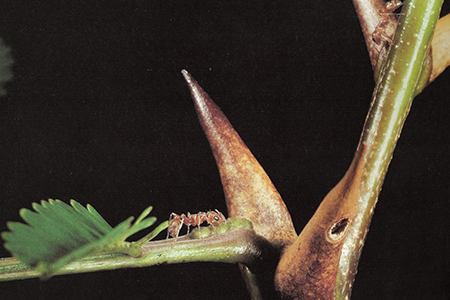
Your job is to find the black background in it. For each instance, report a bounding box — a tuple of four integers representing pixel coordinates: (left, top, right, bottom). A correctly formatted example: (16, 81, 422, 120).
(1, 1, 449, 299)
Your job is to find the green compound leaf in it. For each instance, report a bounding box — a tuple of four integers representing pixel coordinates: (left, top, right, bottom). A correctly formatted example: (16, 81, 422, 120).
(1, 199, 168, 279)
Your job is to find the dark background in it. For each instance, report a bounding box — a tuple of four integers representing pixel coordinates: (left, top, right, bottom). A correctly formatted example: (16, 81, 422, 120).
(1, 1, 449, 299)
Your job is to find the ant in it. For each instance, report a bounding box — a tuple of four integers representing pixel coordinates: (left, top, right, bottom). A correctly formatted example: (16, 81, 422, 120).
(167, 210, 226, 239)
(372, 0, 403, 45)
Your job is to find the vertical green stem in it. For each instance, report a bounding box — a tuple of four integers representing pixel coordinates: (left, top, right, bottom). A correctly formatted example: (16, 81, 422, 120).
(335, 0, 443, 298)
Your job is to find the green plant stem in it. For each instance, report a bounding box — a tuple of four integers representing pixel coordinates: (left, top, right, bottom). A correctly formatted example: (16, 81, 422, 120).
(0, 227, 269, 282)
(335, 0, 443, 298)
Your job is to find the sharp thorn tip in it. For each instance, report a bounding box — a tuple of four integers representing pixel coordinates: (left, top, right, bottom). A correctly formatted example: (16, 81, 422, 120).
(182, 69, 192, 82)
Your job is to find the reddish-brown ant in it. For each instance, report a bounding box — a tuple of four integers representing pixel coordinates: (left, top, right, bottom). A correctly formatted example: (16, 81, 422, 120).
(372, 0, 403, 45)
(167, 210, 226, 239)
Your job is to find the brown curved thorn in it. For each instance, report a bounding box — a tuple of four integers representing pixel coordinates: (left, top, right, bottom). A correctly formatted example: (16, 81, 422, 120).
(429, 14, 450, 83)
(274, 143, 367, 300)
(181, 70, 297, 247)
(352, 0, 400, 72)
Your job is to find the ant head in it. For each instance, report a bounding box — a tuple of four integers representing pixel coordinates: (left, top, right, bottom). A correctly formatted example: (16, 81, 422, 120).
(205, 210, 226, 223)
(214, 209, 226, 222)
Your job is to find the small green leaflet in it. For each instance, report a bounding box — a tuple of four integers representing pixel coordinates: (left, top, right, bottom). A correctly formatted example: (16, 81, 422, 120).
(1, 199, 168, 279)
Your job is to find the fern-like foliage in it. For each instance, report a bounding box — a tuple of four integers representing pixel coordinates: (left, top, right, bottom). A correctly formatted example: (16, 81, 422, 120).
(1, 199, 168, 279)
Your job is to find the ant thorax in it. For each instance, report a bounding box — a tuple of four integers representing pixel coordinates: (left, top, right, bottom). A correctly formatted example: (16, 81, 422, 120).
(372, 0, 403, 45)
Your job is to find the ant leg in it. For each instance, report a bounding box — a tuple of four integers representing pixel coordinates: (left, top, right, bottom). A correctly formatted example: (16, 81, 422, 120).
(167, 213, 175, 239)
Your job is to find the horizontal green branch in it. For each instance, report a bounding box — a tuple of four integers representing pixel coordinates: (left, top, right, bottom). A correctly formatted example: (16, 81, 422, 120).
(0, 225, 271, 282)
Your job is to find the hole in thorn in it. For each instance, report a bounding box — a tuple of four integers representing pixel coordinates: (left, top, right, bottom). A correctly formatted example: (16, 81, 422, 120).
(327, 218, 350, 242)
(331, 218, 349, 235)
